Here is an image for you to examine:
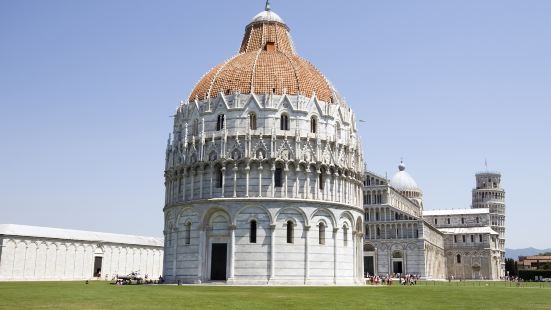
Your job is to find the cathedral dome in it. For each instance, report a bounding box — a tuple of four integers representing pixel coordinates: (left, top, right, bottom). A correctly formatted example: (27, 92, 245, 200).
(188, 6, 343, 105)
(390, 161, 421, 192)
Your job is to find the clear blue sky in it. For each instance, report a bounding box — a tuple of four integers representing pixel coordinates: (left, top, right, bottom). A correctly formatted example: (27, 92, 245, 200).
(1, 0, 549, 249)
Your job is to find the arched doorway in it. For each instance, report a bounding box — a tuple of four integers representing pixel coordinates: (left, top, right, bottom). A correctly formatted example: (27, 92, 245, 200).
(93, 246, 104, 278)
(204, 209, 231, 281)
(363, 244, 375, 276)
(391, 251, 403, 274)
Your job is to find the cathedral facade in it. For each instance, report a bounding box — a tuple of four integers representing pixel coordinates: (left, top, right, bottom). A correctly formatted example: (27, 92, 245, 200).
(162, 4, 365, 285)
(363, 163, 506, 280)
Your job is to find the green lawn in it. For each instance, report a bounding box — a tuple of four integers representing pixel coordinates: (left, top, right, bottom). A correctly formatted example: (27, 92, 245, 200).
(0, 281, 550, 310)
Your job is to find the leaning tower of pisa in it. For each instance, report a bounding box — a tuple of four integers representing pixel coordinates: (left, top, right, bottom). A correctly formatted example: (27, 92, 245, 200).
(471, 171, 506, 277)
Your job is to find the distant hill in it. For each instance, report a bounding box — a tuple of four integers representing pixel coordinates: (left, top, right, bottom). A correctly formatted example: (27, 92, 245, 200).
(506, 248, 551, 259)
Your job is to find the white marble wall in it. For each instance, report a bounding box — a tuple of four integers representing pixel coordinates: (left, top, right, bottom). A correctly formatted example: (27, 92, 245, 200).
(0, 237, 163, 281)
(163, 201, 363, 285)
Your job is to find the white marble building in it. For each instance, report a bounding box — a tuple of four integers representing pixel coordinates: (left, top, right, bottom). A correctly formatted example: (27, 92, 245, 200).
(162, 3, 365, 285)
(363, 162, 505, 280)
(0, 224, 163, 281)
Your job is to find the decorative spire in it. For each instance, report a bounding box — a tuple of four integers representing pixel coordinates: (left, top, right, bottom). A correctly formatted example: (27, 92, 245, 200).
(265, 0, 271, 11)
(398, 159, 406, 171)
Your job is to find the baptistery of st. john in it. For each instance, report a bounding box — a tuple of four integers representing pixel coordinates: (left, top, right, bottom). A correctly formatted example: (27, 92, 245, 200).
(162, 2, 365, 285)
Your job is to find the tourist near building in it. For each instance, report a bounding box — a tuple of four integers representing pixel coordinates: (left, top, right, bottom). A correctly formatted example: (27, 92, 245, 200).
(162, 2, 365, 285)
(0, 224, 163, 281)
(363, 162, 506, 280)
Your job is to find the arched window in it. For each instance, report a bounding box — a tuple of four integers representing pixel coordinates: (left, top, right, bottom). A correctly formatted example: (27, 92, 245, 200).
(185, 222, 191, 245)
(274, 167, 283, 187)
(319, 222, 325, 245)
(456, 254, 462, 264)
(249, 220, 257, 243)
(216, 168, 223, 188)
(286, 221, 294, 243)
(249, 112, 257, 130)
(216, 114, 225, 131)
(280, 113, 289, 131)
(192, 119, 199, 136)
(319, 169, 324, 190)
(310, 116, 317, 134)
(343, 225, 348, 246)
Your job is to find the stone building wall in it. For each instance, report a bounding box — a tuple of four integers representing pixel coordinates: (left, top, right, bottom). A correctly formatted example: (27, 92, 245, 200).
(0, 236, 163, 281)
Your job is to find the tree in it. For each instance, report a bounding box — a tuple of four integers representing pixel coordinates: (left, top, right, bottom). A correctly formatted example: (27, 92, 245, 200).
(505, 258, 518, 276)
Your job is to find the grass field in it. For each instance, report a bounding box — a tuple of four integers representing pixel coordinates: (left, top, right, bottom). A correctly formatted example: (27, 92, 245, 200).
(0, 281, 550, 310)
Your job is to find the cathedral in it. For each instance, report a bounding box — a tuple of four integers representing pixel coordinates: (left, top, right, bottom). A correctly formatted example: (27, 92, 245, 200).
(363, 163, 506, 280)
(162, 2, 505, 284)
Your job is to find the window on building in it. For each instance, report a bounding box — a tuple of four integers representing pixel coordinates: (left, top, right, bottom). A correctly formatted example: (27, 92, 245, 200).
(280, 114, 289, 131)
(457, 254, 461, 264)
(376, 227, 381, 238)
(250, 220, 257, 243)
(185, 222, 191, 245)
(216, 168, 223, 188)
(319, 222, 325, 245)
(249, 112, 257, 130)
(462, 235, 466, 243)
(336, 122, 342, 140)
(454, 235, 457, 243)
(434, 218, 438, 225)
(376, 212, 379, 221)
(461, 217, 465, 224)
(274, 167, 283, 187)
(192, 119, 199, 136)
(476, 217, 479, 224)
(286, 221, 294, 243)
(319, 169, 325, 190)
(216, 114, 225, 131)
(365, 212, 370, 222)
(479, 234, 483, 242)
(447, 218, 450, 224)
(471, 235, 474, 243)
(310, 116, 317, 134)
(343, 225, 348, 246)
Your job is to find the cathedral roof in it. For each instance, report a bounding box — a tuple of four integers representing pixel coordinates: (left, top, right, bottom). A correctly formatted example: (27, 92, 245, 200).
(0, 224, 163, 247)
(188, 4, 344, 105)
(423, 208, 489, 216)
(389, 161, 421, 192)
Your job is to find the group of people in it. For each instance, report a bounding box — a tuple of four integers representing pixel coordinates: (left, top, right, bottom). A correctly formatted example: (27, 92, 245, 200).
(365, 273, 419, 285)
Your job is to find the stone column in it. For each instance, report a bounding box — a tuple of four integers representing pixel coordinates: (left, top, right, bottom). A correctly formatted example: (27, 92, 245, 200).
(352, 231, 356, 280)
(304, 225, 310, 284)
(199, 166, 204, 199)
(271, 163, 275, 198)
(295, 166, 300, 198)
(305, 167, 310, 199)
(258, 164, 263, 197)
(269, 224, 276, 282)
(228, 225, 236, 280)
(220, 166, 226, 198)
(233, 166, 238, 197)
(245, 165, 250, 197)
(284, 164, 288, 198)
(172, 229, 178, 281)
(333, 227, 338, 284)
(190, 169, 195, 200)
(197, 227, 206, 283)
(209, 165, 213, 197)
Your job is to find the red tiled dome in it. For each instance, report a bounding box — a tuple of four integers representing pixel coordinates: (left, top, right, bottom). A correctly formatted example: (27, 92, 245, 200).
(188, 8, 342, 104)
